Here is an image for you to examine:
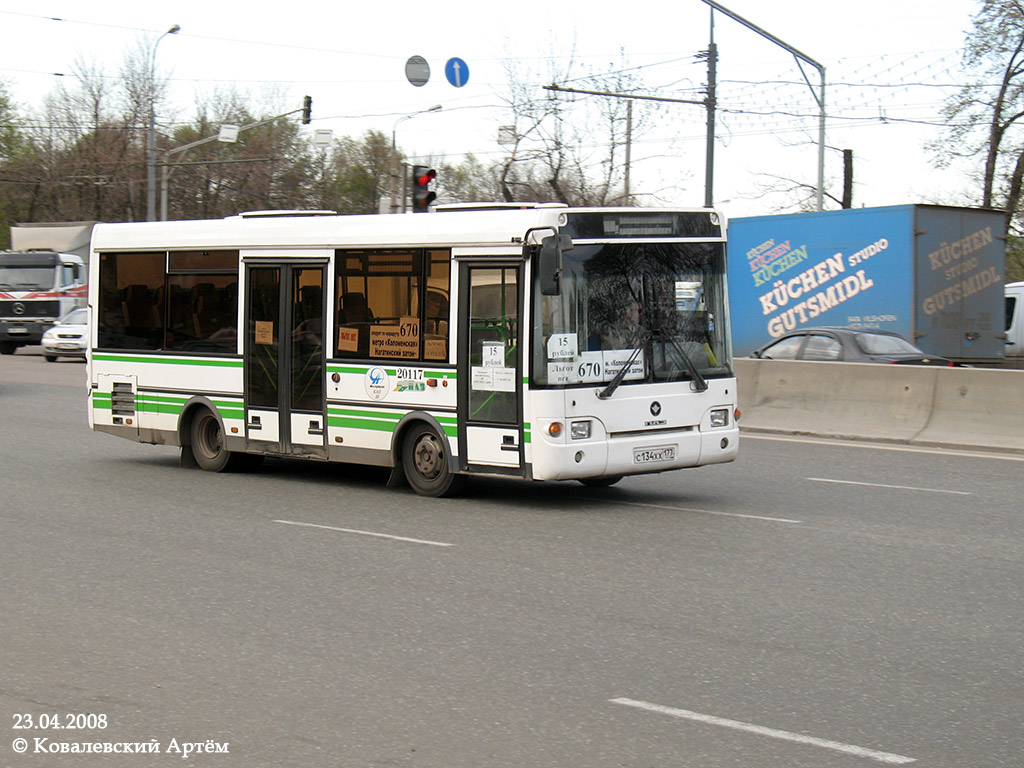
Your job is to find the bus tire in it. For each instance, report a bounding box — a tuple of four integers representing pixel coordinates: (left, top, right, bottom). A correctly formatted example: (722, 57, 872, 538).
(0, 341, 17, 355)
(578, 475, 623, 488)
(402, 423, 463, 497)
(189, 408, 245, 472)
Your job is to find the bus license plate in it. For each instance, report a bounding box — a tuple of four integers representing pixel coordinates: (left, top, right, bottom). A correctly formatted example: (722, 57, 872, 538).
(633, 445, 675, 464)
(8, 326, 28, 335)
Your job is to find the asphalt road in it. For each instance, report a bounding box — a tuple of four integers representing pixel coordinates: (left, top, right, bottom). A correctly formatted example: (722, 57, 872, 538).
(2, 350, 1022, 767)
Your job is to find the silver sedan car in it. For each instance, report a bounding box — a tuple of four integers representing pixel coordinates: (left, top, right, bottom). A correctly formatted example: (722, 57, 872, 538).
(41, 306, 88, 362)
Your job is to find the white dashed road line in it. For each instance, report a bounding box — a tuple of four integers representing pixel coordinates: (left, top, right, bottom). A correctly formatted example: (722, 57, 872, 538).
(610, 697, 916, 765)
(807, 477, 971, 495)
(274, 519, 454, 547)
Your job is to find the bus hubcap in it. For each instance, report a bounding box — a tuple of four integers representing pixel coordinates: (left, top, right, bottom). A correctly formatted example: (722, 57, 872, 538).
(200, 418, 221, 456)
(413, 435, 442, 479)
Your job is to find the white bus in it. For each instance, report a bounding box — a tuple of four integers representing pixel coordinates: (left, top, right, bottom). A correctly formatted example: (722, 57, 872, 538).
(87, 205, 738, 496)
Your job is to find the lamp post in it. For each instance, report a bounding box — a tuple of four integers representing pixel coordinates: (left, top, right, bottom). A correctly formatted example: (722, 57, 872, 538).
(390, 105, 442, 213)
(701, 1, 825, 211)
(147, 24, 180, 222)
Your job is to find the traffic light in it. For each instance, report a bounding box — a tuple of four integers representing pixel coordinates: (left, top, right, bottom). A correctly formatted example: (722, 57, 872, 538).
(412, 165, 436, 212)
(301, 96, 312, 124)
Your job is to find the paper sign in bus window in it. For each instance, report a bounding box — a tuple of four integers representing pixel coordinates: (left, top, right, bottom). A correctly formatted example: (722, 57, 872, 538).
(338, 326, 359, 352)
(547, 333, 578, 360)
(471, 365, 516, 392)
(424, 337, 447, 360)
(481, 341, 505, 367)
(370, 317, 420, 359)
(255, 321, 274, 345)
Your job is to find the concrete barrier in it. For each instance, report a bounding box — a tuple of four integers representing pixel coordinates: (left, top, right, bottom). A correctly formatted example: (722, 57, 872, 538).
(914, 366, 1024, 451)
(735, 358, 1024, 453)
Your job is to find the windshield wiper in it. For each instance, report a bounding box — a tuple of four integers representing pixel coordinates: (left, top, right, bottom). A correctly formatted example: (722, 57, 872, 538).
(597, 333, 648, 400)
(660, 332, 709, 392)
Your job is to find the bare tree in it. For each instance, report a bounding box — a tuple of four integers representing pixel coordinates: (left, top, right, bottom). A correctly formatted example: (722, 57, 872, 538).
(492, 46, 662, 206)
(935, 0, 1024, 221)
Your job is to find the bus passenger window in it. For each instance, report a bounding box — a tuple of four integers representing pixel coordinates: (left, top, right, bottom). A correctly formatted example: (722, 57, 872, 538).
(97, 252, 164, 350)
(335, 248, 451, 361)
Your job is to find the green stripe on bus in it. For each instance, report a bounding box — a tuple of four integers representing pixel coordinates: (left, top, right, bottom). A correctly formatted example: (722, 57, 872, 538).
(324, 418, 459, 438)
(327, 407, 401, 420)
(92, 390, 243, 420)
(327, 366, 376, 375)
(326, 407, 458, 438)
(327, 416, 399, 432)
(92, 354, 243, 367)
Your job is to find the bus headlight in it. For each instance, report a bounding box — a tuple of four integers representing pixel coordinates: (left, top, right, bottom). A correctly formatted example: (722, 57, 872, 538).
(570, 420, 592, 439)
(710, 408, 729, 427)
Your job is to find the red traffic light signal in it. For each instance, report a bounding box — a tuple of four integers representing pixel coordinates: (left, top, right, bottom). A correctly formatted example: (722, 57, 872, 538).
(412, 165, 436, 212)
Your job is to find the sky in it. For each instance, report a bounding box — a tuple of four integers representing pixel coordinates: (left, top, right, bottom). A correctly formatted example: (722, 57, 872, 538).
(0, 0, 984, 218)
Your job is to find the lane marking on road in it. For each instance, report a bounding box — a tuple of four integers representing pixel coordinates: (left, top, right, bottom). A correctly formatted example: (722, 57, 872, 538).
(609, 698, 916, 765)
(273, 519, 454, 547)
(807, 477, 971, 495)
(590, 498, 802, 524)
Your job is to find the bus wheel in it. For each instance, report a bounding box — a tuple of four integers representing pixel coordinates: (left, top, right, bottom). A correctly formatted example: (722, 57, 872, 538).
(578, 475, 623, 488)
(403, 424, 463, 497)
(0, 341, 17, 355)
(189, 408, 242, 472)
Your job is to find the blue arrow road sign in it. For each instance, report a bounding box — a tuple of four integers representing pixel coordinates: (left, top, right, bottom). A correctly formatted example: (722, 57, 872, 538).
(445, 58, 469, 88)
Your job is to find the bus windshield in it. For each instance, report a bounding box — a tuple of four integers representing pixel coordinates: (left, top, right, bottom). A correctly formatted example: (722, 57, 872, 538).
(533, 241, 731, 387)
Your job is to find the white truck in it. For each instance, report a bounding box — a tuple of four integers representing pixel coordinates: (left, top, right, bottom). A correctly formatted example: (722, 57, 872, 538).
(0, 222, 95, 355)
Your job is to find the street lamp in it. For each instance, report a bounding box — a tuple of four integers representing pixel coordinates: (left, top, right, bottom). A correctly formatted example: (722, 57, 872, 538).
(147, 24, 180, 222)
(390, 105, 442, 213)
(701, 1, 825, 210)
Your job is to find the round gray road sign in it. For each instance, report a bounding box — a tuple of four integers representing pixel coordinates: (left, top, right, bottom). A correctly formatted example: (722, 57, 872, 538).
(405, 55, 430, 87)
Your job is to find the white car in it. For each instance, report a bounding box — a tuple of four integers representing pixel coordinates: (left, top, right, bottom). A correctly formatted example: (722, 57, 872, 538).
(41, 306, 88, 362)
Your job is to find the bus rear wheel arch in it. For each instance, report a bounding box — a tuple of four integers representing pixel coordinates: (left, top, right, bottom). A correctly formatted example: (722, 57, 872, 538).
(184, 405, 256, 473)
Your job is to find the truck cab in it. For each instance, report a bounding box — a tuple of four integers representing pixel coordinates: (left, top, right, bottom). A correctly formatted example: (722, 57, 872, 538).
(0, 250, 87, 354)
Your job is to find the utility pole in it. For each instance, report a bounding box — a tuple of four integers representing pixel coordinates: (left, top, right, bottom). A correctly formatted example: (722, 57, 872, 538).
(701, 0, 826, 211)
(842, 149, 853, 209)
(703, 10, 717, 207)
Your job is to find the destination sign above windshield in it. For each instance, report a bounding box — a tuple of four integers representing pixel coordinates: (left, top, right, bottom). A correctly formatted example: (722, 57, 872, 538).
(565, 211, 722, 239)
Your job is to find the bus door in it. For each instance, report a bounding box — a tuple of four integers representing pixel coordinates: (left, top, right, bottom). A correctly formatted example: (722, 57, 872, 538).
(244, 260, 328, 458)
(458, 263, 522, 470)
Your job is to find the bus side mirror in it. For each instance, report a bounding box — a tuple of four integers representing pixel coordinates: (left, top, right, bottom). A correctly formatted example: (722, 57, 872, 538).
(539, 234, 572, 296)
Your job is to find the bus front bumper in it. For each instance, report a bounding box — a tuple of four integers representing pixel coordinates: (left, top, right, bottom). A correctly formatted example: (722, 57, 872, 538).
(529, 424, 739, 482)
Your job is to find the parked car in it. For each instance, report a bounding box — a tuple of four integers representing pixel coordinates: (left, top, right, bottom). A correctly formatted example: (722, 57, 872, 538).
(40, 306, 87, 362)
(750, 327, 957, 366)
